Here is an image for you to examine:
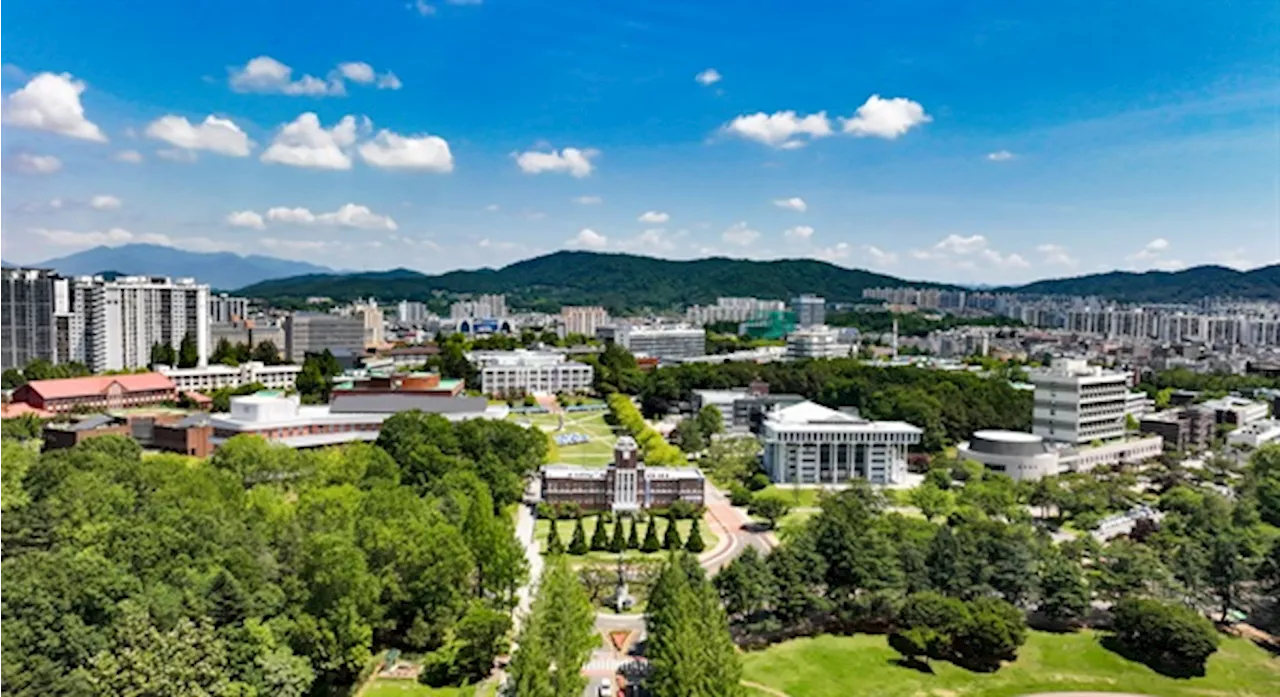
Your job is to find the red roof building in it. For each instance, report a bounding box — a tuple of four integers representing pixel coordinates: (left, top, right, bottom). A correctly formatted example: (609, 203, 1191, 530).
(11, 373, 177, 414)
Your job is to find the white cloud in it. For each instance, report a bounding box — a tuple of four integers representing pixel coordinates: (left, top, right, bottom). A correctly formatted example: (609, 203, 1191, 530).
(722, 110, 831, 149)
(638, 211, 670, 224)
(773, 197, 808, 212)
(514, 147, 598, 177)
(1211, 248, 1261, 270)
(8, 153, 62, 174)
(912, 234, 1028, 270)
(337, 62, 375, 83)
(485, 204, 500, 212)
(264, 203, 397, 230)
(3, 72, 107, 142)
(228, 56, 339, 96)
(572, 195, 602, 205)
(1037, 243, 1077, 267)
(261, 113, 358, 170)
(617, 229, 678, 253)
(865, 245, 898, 267)
(1129, 237, 1170, 261)
(90, 195, 121, 210)
(114, 149, 144, 163)
(376, 73, 403, 90)
(783, 225, 814, 240)
(226, 210, 266, 230)
(412, 0, 436, 15)
(260, 237, 331, 252)
(695, 68, 722, 86)
(816, 242, 851, 262)
(722, 221, 760, 246)
(145, 115, 252, 156)
(986, 150, 1015, 162)
(357, 130, 454, 172)
(839, 94, 931, 139)
(569, 228, 608, 250)
(35, 226, 134, 247)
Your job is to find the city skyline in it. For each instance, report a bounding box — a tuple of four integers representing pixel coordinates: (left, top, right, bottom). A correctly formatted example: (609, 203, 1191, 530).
(3, 0, 1279, 283)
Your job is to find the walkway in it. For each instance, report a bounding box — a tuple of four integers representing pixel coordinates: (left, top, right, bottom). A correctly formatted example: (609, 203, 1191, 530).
(700, 484, 777, 574)
(512, 502, 543, 634)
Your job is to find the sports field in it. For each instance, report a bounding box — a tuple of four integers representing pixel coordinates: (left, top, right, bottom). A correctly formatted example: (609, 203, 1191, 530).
(510, 408, 619, 466)
(740, 630, 1277, 697)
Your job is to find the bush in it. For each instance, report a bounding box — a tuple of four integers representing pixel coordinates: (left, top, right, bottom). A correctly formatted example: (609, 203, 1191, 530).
(666, 500, 701, 520)
(746, 472, 772, 491)
(568, 518, 589, 555)
(641, 521, 661, 552)
(536, 502, 558, 519)
(590, 516, 609, 551)
(729, 484, 754, 507)
(1109, 596, 1219, 677)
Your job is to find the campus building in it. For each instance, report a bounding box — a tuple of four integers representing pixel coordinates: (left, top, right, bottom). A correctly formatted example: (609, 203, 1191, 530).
(785, 325, 852, 359)
(760, 400, 922, 485)
(284, 313, 365, 363)
(1031, 358, 1130, 445)
(1199, 395, 1269, 426)
(790, 294, 826, 327)
(469, 350, 594, 396)
(1139, 408, 1215, 452)
(957, 429, 1164, 481)
(11, 373, 177, 414)
(157, 361, 303, 392)
(596, 324, 706, 361)
(538, 436, 705, 512)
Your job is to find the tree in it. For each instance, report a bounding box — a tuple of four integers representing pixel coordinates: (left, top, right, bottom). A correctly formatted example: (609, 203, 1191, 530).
(889, 627, 939, 669)
(685, 518, 706, 553)
(211, 337, 239, 365)
(252, 340, 282, 364)
(675, 418, 705, 453)
(662, 517, 683, 550)
(87, 603, 239, 696)
(952, 597, 1027, 670)
(1248, 444, 1280, 526)
(505, 614, 554, 697)
(748, 496, 791, 529)
(1038, 550, 1090, 626)
(641, 520, 661, 553)
(609, 518, 626, 553)
(150, 341, 177, 366)
(1109, 596, 1219, 677)
(909, 484, 955, 521)
(178, 331, 200, 368)
(2, 367, 28, 389)
(1206, 531, 1251, 621)
(536, 557, 596, 697)
(715, 548, 774, 622)
(646, 554, 742, 697)
(626, 519, 640, 549)
(590, 516, 610, 551)
(421, 600, 511, 686)
(568, 518, 589, 555)
(546, 521, 564, 555)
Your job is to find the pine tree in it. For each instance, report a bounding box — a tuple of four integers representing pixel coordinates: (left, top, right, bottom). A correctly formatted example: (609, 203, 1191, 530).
(626, 519, 640, 549)
(609, 519, 626, 553)
(641, 520, 661, 553)
(590, 516, 609, 551)
(568, 518, 588, 555)
(178, 332, 199, 368)
(647, 553, 742, 697)
(537, 557, 597, 697)
(662, 516, 683, 550)
(546, 521, 564, 555)
(684, 518, 706, 554)
(506, 614, 554, 697)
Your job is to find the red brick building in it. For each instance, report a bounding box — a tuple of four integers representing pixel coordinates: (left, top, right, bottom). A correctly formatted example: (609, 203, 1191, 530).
(12, 373, 177, 413)
(539, 437, 705, 512)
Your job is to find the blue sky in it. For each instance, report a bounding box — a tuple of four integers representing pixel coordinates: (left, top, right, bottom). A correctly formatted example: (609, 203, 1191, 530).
(3, 0, 1278, 283)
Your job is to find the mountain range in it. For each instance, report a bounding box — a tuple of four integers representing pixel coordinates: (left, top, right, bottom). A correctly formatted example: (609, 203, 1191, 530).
(30, 244, 332, 290)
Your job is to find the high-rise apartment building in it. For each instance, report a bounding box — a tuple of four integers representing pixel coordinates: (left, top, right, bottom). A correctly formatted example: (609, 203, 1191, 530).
(560, 306, 609, 337)
(450, 294, 507, 320)
(685, 297, 785, 326)
(397, 300, 431, 326)
(790, 294, 826, 327)
(351, 300, 384, 348)
(209, 293, 249, 324)
(61, 275, 210, 373)
(1031, 358, 1129, 445)
(2, 268, 59, 370)
(596, 324, 705, 361)
(284, 313, 365, 363)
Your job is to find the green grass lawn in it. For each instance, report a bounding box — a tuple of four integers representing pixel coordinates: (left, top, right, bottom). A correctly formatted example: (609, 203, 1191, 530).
(755, 486, 826, 508)
(511, 409, 619, 466)
(363, 680, 472, 697)
(535, 515, 716, 560)
(741, 630, 1278, 697)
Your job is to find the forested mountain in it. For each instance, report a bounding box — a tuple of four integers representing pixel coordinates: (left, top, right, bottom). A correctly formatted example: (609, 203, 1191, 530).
(236, 251, 954, 313)
(998, 265, 1280, 303)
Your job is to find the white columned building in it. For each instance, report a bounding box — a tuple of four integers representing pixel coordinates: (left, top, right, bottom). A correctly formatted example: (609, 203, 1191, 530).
(760, 401, 922, 485)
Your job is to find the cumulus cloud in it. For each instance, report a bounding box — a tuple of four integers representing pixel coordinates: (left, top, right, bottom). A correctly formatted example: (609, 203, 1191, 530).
(986, 150, 1015, 162)
(816, 242, 852, 262)
(114, 149, 144, 163)
(773, 197, 807, 212)
(7, 153, 62, 174)
(35, 226, 136, 247)
(263, 203, 397, 230)
(783, 225, 814, 240)
(228, 56, 400, 96)
(638, 211, 670, 224)
(722, 221, 760, 246)
(572, 195, 602, 205)
(1037, 243, 1077, 267)
(412, 0, 436, 15)
(1127, 237, 1183, 270)
(146, 114, 252, 156)
(336, 62, 375, 83)
(261, 113, 359, 169)
(357, 130, 454, 172)
(695, 68, 722, 86)
(865, 245, 898, 267)
(514, 147, 598, 177)
(912, 234, 1028, 269)
(569, 228, 608, 250)
(226, 210, 266, 230)
(90, 195, 122, 210)
(722, 110, 832, 149)
(377, 73, 403, 90)
(839, 94, 931, 139)
(3, 72, 107, 142)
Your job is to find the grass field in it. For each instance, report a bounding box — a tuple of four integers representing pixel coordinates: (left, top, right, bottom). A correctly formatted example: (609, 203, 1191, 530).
(362, 680, 472, 697)
(510, 409, 619, 466)
(755, 486, 825, 508)
(740, 630, 1278, 697)
(535, 515, 716, 560)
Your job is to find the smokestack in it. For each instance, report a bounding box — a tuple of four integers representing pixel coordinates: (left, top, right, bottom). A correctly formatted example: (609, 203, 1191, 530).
(891, 317, 899, 358)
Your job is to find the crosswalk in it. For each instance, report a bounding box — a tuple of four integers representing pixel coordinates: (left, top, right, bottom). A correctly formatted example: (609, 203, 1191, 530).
(583, 654, 648, 674)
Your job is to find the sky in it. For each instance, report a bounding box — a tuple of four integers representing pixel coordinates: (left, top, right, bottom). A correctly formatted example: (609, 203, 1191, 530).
(2, 0, 1278, 284)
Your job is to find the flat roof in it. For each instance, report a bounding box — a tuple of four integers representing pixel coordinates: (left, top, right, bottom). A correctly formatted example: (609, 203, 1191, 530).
(972, 429, 1042, 443)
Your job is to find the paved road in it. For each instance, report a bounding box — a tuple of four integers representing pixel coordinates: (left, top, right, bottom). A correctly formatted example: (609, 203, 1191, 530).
(700, 484, 777, 575)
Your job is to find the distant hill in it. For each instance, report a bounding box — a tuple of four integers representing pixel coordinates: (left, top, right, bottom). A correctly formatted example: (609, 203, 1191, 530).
(237, 251, 956, 313)
(998, 265, 1280, 303)
(34, 244, 333, 290)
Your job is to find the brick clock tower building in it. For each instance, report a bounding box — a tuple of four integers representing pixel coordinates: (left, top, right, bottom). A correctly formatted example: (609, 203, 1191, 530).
(540, 436, 704, 512)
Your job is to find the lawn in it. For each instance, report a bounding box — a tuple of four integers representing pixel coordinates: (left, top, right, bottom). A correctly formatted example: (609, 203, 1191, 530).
(755, 485, 826, 508)
(510, 409, 619, 466)
(534, 515, 717, 560)
(740, 630, 1278, 697)
(362, 680, 472, 697)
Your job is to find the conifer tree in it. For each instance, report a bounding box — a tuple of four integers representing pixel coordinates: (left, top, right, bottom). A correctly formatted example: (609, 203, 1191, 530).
(662, 516, 683, 550)
(546, 521, 564, 555)
(626, 519, 640, 549)
(641, 520, 661, 553)
(590, 516, 609, 551)
(568, 517, 588, 555)
(609, 519, 626, 553)
(646, 553, 742, 697)
(684, 518, 706, 554)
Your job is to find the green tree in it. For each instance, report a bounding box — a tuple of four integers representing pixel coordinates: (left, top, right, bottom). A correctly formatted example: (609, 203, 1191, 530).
(2, 367, 28, 388)
(178, 331, 200, 368)
(715, 547, 774, 622)
(662, 517, 683, 550)
(546, 520, 564, 555)
(252, 340, 282, 364)
(609, 518, 626, 553)
(889, 627, 939, 669)
(641, 520, 661, 553)
(909, 483, 955, 521)
(590, 516, 609, 551)
(626, 519, 640, 549)
(536, 557, 597, 697)
(953, 597, 1027, 670)
(1248, 444, 1280, 526)
(697, 404, 725, 440)
(1038, 550, 1090, 626)
(685, 518, 706, 553)
(568, 518, 589, 555)
(149, 341, 177, 366)
(1109, 596, 1219, 677)
(748, 496, 791, 529)
(211, 337, 239, 365)
(646, 554, 742, 697)
(505, 614, 554, 697)
(675, 418, 705, 453)
(87, 603, 240, 696)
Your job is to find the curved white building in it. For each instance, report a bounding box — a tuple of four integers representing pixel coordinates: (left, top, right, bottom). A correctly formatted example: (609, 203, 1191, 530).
(958, 430, 1060, 481)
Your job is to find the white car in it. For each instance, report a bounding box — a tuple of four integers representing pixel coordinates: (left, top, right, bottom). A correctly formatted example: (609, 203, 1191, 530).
(598, 679, 614, 697)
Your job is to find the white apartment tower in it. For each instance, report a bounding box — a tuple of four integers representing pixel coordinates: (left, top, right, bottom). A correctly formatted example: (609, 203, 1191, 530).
(1031, 358, 1129, 446)
(65, 275, 210, 373)
(209, 293, 249, 324)
(560, 306, 609, 337)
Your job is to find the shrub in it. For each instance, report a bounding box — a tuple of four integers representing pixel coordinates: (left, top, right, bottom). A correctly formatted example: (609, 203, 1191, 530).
(1109, 596, 1219, 677)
